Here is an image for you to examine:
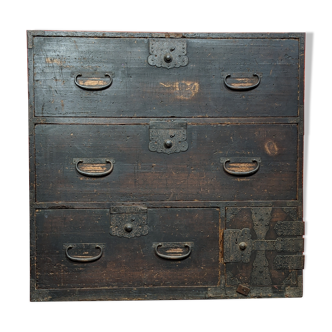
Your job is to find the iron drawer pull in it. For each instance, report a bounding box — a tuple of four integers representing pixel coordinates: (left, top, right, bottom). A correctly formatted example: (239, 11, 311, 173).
(75, 159, 114, 177)
(154, 243, 192, 260)
(65, 245, 103, 262)
(74, 73, 113, 90)
(223, 159, 260, 176)
(224, 73, 261, 90)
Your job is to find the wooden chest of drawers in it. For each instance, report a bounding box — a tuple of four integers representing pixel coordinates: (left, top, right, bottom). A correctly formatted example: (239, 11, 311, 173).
(28, 31, 305, 301)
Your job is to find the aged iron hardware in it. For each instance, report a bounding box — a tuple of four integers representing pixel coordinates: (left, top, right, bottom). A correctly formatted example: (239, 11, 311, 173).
(149, 121, 188, 154)
(274, 221, 305, 236)
(239, 242, 247, 250)
(153, 242, 193, 260)
(110, 206, 148, 238)
(223, 73, 261, 90)
(274, 255, 304, 270)
(147, 39, 189, 69)
(224, 219, 304, 270)
(63, 243, 105, 262)
(73, 158, 115, 177)
(236, 284, 250, 296)
(124, 224, 133, 232)
(74, 73, 113, 90)
(164, 140, 173, 148)
(164, 54, 172, 63)
(223, 228, 252, 263)
(224, 207, 305, 294)
(220, 157, 261, 176)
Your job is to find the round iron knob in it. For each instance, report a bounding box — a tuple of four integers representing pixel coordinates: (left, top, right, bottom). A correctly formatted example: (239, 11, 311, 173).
(124, 223, 133, 232)
(164, 54, 173, 63)
(239, 242, 247, 250)
(164, 140, 173, 148)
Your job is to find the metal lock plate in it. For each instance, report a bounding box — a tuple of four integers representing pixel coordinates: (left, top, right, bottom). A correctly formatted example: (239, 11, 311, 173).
(110, 206, 148, 238)
(147, 39, 189, 69)
(224, 209, 305, 271)
(149, 121, 189, 154)
(224, 228, 252, 263)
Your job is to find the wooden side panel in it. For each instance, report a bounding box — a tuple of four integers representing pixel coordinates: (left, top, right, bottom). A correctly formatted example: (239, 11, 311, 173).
(35, 123, 298, 202)
(35, 208, 219, 289)
(33, 37, 299, 117)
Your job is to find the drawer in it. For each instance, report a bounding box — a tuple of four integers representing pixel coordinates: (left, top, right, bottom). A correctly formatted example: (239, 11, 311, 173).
(34, 37, 299, 118)
(35, 123, 298, 203)
(35, 208, 219, 289)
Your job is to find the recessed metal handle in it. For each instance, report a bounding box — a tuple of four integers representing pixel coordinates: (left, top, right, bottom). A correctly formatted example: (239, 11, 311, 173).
(75, 159, 114, 177)
(65, 245, 103, 262)
(221, 158, 261, 176)
(224, 73, 261, 90)
(74, 73, 112, 90)
(154, 242, 192, 260)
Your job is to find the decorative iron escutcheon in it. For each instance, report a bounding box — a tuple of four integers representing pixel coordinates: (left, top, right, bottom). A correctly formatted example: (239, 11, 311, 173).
(110, 206, 148, 238)
(149, 121, 188, 154)
(147, 39, 189, 69)
(223, 228, 253, 263)
(224, 220, 305, 270)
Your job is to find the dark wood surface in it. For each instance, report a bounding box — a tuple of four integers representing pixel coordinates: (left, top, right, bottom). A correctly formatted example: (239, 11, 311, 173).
(35, 123, 298, 202)
(29, 31, 305, 301)
(34, 37, 299, 118)
(36, 208, 219, 289)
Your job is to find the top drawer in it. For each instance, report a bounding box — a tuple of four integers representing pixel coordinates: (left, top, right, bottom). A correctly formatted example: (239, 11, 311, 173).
(33, 37, 299, 118)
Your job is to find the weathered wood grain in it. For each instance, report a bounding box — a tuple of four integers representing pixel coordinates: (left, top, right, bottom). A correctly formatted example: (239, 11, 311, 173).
(29, 31, 305, 301)
(34, 37, 299, 117)
(35, 123, 298, 203)
(35, 208, 219, 289)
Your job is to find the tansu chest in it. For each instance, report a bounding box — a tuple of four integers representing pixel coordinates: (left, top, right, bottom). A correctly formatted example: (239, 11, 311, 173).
(28, 31, 305, 301)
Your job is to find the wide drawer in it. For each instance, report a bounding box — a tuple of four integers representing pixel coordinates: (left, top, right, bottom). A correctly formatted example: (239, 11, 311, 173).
(34, 37, 299, 117)
(35, 123, 298, 202)
(35, 208, 219, 289)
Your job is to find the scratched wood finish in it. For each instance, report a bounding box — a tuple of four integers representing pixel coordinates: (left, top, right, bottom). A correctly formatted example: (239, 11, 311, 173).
(29, 31, 305, 301)
(35, 123, 297, 202)
(35, 208, 219, 289)
(33, 37, 299, 118)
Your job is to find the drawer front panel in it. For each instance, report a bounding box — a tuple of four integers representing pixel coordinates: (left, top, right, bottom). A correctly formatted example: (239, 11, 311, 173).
(35, 208, 219, 289)
(34, 37, 298, 117)
(35, 123, 298, 202)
